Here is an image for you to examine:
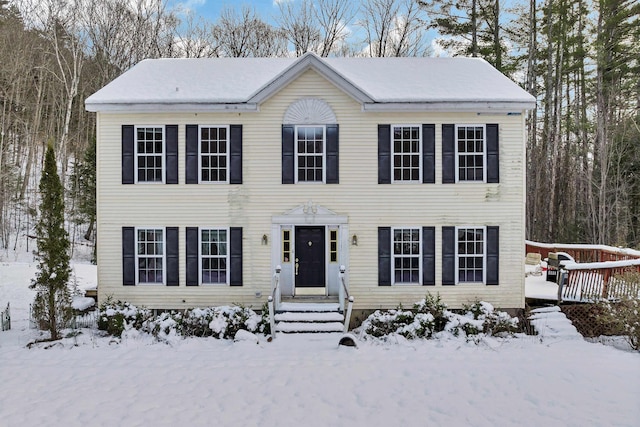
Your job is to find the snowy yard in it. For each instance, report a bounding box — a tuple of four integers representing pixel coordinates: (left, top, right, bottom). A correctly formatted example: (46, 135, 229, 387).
(1, 261, 639, 426)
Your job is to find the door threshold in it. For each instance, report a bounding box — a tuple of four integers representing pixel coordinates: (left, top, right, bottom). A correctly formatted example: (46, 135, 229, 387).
(294, 287, 326, 296)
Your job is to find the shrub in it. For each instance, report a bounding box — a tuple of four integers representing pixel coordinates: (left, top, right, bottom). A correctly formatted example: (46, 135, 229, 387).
(596, 297, 640, 351)
(97, 298, 151, 337)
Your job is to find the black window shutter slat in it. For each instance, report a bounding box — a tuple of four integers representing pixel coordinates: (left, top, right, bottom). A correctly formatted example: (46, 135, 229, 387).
(486, 226, 499, 285)
(326, 124, 339, 184)
(422, 124, 435, 184)
(186, 227, 199, 286)
(230, 125, 243, 184)
(166, 227, 179, 286)
(442, 226, 455, 285)
(422, 227, 435, 285)
(122, 125, 134, 184)
(230, 227, 243, 286)
(282, 125, 294, 184)
(186, 124, 199, 184)
(165, 125, 178, 184)
(378, 125, 391, 184)
(378, 227, 391, 286)
(486, 124, 499, 183)
(442, 124, 455, 184)
(122, 227, 135, 286)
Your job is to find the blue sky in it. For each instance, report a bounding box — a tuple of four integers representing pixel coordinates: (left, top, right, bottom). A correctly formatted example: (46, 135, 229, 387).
(170, 0, 283, 22)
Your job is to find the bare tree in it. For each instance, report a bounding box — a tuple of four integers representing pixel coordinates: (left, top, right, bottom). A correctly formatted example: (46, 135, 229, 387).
(315, 0, 355, 57)
(277, 0, 321, 56)
(171, 11, 219, 58)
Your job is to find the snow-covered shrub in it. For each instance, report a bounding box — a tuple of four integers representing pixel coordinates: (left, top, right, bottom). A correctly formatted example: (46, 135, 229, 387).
(142, 311, 180, 341)
(597, 297, 640, 351)
(97, 298, 151, 337)
(208, 305, 261, 339)
(359, 294, 519, 341)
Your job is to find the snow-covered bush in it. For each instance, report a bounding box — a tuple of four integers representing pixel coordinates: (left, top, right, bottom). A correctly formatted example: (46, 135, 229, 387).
(597, 296, 640, 351)
(359, 294, 519, 342)
(98, 298, 151, 337)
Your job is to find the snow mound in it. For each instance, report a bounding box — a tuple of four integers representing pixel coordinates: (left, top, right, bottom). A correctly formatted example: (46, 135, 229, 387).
(529, 306, 583, 340)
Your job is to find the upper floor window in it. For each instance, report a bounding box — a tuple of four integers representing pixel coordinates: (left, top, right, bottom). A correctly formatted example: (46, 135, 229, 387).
(392, 125, 421, 182)
(456, 125, 485, 182)
(136, 127, 164, 183)
(296, 125, 325, 183)
(137, 228, 164, 284)
(200, 126, 229, 183)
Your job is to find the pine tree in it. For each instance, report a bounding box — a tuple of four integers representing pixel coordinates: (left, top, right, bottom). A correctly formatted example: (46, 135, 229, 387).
(30, 142, 72, 340)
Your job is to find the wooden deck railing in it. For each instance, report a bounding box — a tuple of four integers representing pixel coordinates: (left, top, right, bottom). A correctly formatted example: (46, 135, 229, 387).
(560, 260, 640, 302)
(525, 240, 640, 263)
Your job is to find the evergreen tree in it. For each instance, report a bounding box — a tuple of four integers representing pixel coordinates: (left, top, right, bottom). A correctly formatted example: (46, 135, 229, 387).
(30, 142, 72, 340)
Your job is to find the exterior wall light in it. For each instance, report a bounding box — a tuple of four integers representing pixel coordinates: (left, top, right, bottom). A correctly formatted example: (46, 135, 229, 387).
(262, 234, 268, 245)
(351, 234, 358, 246)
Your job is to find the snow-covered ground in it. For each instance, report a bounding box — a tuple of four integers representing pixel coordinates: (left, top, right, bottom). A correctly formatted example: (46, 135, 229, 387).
(1, 260, 639, 426)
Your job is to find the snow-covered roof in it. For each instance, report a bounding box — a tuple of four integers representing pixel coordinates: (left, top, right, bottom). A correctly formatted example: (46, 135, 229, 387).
(85, 52, 536, 113)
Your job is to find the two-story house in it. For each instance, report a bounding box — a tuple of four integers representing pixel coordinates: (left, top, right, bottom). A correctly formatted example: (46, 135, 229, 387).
(85, 52, 535, 317)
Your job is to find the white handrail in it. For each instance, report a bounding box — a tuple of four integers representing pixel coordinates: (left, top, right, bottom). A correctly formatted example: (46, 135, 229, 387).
(339, 265, 354, 332)
(268, 265, 281, 339)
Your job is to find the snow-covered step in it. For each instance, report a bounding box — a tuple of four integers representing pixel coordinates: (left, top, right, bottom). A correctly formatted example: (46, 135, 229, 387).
(276, 321, 345, 333)
(275, 311, 344, 323)
(278, 302, 340, 312)
(528, 306, 583, 340)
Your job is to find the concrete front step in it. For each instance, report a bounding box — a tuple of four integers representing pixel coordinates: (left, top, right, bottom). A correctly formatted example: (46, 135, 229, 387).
(276, 321, 345, 333)
(278, 302, 341, 312)
(275, 311, 344, 322)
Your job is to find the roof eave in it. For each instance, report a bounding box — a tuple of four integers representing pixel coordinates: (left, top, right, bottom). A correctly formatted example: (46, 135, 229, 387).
(362, 101, 536, 113)
(85, 102, 259, 113)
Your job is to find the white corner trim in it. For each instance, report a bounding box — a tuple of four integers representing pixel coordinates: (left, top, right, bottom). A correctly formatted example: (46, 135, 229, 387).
(283, 98, 337, 124)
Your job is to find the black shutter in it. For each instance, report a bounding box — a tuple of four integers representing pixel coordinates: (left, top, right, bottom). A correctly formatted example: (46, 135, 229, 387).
(422, 227, 435, 285)
(486, 226, 499, 285)
(442, 124, 455, 184)
(282, 125, 295, 184)
(486, 124, 499, 183)
(166, 227, 179, 286)
(422, 124, 435, 184)
(230, 125, 243, 184)
(165, 125, 178, 184)
(442, 226, 455, 285)
(122, 227, 135, 286)
(378, 227, 391, 286)
(326, 124, 339, 184)
(378, 125, 391, 184)
(230, 227, 243, 286)
(186, 227, 199, 286)
(122, 125, 134, 184)
(186, 124, 199, 184)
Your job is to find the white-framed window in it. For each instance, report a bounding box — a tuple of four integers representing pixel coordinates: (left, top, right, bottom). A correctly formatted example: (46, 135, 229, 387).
(392, 227, 421, 284)
(136, 228, 165, 284)
(199, 125, 229, 183)
(200, 228, 228, 284)
(392, 125, 421, 182)
(456, 125, 486, 182)
(295, 125, 325, 183)
(135, 126, 164, 183)
(456, 226, 485, 283)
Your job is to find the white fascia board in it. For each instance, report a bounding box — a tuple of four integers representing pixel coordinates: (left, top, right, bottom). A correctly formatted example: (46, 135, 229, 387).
(248, 53, 374, 105)
(362, 101, 536, 113)
(85, 102, 259, 113)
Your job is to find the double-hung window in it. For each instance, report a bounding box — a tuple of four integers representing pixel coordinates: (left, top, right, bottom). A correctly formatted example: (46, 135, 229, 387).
(200, 228, 228, 284)
(456, 125, 485, 182)
(392, 125, 421, 182)
(136, 228, 164, 284)
(457, 227, 485, 283)
(296, 125, 325, 183)
(392, 227, 421, 284)
(200, 126, 229, 183)
(135, 126, 164, 183)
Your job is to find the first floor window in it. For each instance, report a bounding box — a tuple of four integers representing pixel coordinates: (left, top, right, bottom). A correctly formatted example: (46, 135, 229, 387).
(456, 125, 485, 182)
(392, 125, 421, 182)
(137, 228, 164, 284)
(457, 227, 485, 282)
(296, 125, 325, 182)
(201, 228, 228, 284)
(393, 228, 421, 284)
(136, 126, 164, 182)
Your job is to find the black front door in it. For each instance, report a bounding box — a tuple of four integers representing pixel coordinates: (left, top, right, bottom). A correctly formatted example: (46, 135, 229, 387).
(295, 226, 325, 288)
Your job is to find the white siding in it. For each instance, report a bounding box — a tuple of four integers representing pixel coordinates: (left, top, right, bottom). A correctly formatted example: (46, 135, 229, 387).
(96, 69, 525, 310)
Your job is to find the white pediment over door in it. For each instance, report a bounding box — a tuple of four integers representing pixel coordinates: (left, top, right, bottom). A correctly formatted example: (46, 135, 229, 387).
(273, 201, 347, 225)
